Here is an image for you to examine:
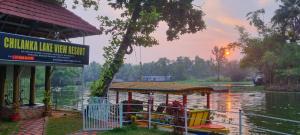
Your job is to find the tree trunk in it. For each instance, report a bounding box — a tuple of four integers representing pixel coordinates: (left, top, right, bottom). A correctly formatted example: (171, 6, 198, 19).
(217, 62, 220, 81)
(99, 1, 142, 96)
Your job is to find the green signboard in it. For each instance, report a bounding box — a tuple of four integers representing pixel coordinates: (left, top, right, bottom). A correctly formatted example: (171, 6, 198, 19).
(0, 32, 89, 66)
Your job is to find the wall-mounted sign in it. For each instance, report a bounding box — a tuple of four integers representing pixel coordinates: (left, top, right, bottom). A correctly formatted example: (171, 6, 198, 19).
(0, 32, 89, 66)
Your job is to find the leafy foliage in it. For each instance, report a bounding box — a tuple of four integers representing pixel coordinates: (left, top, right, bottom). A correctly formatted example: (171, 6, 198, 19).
(230, 1, 300, 86)
(34, 63, 101, 87)
(271, 0, 300, 41)
(83, 62, 102, 83)
(223, 61, 249, 82)
(115, 56, 217, 81)
(166, 101, 184, 135)
(51, 67, 81, 86)
(50, 0, 99, 10)
(91, 0, 206, 96)
(211, 46, 229, 81)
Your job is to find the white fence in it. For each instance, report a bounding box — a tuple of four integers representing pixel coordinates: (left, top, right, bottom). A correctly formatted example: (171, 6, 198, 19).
(82, 97, 300, 135)
(121, 103, 300, 135)
(82, 97, 122, 131)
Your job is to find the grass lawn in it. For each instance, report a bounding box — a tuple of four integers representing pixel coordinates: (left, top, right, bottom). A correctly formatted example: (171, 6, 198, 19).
(46, 111, 82, 135)
(101, 125, 170, 135)
(0, 120, 19, 135)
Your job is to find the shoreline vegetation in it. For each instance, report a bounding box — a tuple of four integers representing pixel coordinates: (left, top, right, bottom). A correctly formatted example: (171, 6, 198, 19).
(177, 79, 300, 92)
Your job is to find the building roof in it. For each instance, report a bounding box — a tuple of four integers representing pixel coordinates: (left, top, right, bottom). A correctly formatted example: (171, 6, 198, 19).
(109, 82, 213, 95)
(0, 0, 99, 39)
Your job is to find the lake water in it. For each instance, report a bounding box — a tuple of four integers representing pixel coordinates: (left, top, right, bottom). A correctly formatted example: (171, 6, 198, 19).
(207, 91, 300, 134)
(110, 90, 300, 134)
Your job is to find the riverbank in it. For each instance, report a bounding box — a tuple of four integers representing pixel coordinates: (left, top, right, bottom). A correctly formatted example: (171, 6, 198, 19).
(177, 79, 300, 92)
(176, 80, 264, 91)
(266, 85, 300, 92)
(177, 79, 252, 86)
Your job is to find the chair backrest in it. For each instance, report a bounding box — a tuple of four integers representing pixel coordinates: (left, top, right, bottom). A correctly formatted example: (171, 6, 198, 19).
(188, 110, 210, 127)
(156, 103, 166, 113)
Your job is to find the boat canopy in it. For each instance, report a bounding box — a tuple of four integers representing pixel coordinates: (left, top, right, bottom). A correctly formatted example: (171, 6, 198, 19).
(110, 82, 213, 95)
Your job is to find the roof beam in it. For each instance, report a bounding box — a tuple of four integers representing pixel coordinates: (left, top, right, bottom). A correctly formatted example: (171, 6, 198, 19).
(0, 15, 9, 31)
(15, 18, 25, 34)
(0, 14, 5, 19)
(0, 20, 57, 34)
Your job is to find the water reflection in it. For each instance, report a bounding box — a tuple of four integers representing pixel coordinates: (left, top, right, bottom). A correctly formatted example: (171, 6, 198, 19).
(108, 90, 300, 134)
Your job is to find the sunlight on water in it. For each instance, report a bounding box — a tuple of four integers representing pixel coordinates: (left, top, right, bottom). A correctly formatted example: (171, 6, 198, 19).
(108, 90, 300, 134)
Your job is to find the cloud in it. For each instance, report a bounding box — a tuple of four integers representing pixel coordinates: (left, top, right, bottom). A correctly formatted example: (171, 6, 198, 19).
(126, 0, 256, 63)
(258, 0, 271, 7)
(68, 0, 276, 64)
(201, 0, 251, 28)
(215, 16, 247, 27)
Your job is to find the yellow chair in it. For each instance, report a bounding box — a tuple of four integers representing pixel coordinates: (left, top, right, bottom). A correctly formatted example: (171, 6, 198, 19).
(188, 110, 230, 134)
(189, 110, 210, 126)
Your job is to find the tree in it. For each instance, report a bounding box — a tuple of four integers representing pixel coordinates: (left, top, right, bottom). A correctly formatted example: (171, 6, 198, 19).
(92, 0, 206, 96)
(230, 2, 300, 86)
(155, 58, 171, 76)
(271, 0, 300, 41)
(211, 46, 228, 81)
(114, 56, 217, 81)
(169, 57, 193, 80)
(223, 61, 249, 82)
(192, 56, 214, 79)
(83, 62, 102, 83)
(51, 0, 99, 10)
(115, 64, 140, 81)
(51, 67, 81, 86)
(232, 26, 285, 84)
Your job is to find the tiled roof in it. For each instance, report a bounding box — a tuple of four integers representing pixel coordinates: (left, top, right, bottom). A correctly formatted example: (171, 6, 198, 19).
(0, 0, 99, 38)
(110, 82, 213, 95)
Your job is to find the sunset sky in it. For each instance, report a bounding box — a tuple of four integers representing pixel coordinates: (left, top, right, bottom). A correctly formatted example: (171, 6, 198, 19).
(68, 0, 279, 64)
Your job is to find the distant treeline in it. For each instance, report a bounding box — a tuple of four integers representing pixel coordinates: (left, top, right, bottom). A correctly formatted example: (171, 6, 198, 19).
(32, 56, 250, 87)
(34, 62, 101, 87)
(115, 56, 251, 82)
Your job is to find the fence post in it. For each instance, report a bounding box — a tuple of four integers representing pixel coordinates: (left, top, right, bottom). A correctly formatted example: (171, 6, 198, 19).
(119, 103, 123, 128)
(82, 104, 85, 130)
(239, 109, 242, 135)
(184, 105, 188, 135)
(148, 103, 152, 129)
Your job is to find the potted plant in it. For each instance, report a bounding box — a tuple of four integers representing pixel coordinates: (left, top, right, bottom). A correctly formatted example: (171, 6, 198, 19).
(166, 101, 184, 135)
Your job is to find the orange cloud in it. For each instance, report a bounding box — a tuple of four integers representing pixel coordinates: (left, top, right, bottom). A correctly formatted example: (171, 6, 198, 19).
(215, 16, 247, 27)
(258, 0, 271, 7)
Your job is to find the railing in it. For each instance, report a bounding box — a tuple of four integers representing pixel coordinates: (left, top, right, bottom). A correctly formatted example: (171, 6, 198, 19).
(82, 103, 121, 131)
(119, 103, 300, 135)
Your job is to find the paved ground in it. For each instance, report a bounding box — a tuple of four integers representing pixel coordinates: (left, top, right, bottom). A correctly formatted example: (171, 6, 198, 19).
(71, 131, 99, 135)
(16, 118, 45, 135)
